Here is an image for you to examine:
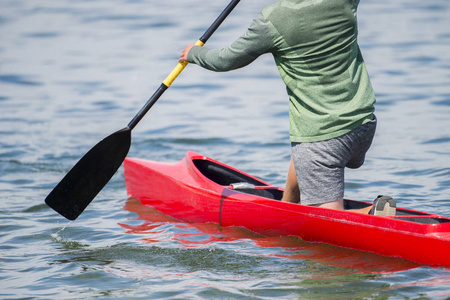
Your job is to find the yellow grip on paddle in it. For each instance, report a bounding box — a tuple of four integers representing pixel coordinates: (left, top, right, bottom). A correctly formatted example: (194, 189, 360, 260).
(162, 40, 205, 87)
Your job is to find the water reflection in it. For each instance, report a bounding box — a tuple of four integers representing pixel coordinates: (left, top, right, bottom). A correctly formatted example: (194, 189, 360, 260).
(121, 197, 420, 274)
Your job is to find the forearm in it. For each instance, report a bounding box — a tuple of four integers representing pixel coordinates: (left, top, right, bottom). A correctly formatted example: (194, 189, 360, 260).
(187, 13, 274, 72)
(187, 45, 259, 72)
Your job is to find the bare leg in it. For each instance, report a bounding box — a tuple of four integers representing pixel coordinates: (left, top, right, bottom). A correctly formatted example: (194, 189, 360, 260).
(353, 205, 373, 214)
(312, 199, 372, 214)
(312, 199, 345, 210)
(281, 157, 300, 203)
(281, 157, 373, 213)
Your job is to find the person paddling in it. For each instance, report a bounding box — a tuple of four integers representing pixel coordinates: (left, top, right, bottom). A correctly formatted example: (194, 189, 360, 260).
(179, 0, 396, 216)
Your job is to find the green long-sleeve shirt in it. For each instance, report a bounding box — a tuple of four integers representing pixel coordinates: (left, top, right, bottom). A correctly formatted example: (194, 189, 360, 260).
(188, 0, 375, 142)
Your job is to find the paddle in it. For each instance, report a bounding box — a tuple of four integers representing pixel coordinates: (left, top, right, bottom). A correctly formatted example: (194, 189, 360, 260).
(45, 0, 241, 221)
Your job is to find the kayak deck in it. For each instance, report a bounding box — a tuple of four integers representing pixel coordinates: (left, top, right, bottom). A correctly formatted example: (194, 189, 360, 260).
(124, 151, 450, 266)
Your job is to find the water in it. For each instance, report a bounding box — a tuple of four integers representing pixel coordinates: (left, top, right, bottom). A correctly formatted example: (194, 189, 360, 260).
(1, 0, 450, 298)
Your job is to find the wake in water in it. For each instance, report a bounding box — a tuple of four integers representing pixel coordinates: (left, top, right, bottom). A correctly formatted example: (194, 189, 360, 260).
(50, 221, 88, 249)
(50, 221, 71, 242)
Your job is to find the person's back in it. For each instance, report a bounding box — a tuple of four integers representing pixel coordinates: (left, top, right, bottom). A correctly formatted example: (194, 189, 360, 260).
(262, 0, 375, 142)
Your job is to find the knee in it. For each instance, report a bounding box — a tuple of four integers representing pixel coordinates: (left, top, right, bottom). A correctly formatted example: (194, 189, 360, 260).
(346, 157, 364, 169)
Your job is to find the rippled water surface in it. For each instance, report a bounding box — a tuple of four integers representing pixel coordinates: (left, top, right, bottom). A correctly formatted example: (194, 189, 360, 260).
(1, 0, 450, 299)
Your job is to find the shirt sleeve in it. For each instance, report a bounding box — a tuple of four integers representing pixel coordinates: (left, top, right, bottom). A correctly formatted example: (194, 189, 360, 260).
(187, 12, 275, 72)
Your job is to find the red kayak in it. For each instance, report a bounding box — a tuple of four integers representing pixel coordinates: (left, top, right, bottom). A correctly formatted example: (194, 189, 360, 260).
(123, 151, 450, 266)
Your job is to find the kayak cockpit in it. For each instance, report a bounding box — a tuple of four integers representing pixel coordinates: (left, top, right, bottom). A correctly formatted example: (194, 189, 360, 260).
(193, 158, 266, 186)
(192, 158, 284, 200)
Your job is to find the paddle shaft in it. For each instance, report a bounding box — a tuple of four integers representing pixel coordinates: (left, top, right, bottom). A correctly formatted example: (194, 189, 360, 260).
(128, 0, 241, 130)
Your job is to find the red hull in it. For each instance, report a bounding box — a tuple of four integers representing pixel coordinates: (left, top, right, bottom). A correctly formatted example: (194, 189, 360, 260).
(124, 151, 450, 266)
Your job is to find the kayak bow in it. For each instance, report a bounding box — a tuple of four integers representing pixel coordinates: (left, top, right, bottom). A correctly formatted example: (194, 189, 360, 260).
(124, 151, 450, 266)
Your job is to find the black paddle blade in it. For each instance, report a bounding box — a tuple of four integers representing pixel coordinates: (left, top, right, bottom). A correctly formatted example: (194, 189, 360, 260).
(45, 127, 131, 220)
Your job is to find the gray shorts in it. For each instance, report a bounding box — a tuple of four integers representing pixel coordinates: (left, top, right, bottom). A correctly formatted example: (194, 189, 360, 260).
(292, 117, 377, 205)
